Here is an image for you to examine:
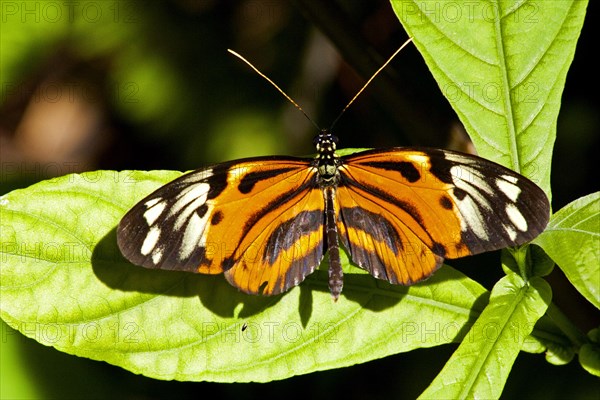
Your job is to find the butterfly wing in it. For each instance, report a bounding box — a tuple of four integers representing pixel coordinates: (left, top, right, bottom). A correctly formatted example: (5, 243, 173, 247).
(117, 157, 325, 295)
(336, 148, 550, 285)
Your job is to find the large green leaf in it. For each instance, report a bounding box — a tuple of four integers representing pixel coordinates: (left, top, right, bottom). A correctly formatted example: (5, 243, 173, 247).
(0, 171, 493, 382)
(534, 192, 600, 309)
(391, 0, 588, 197)
(420, 274, 551, 399)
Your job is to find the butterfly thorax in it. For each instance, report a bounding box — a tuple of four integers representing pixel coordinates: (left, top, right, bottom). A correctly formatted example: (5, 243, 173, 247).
(313, 129, 341, 186)
(313, 129, 344, 300)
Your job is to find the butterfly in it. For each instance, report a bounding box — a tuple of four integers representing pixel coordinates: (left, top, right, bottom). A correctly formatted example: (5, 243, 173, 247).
(117, 41, 550, 301)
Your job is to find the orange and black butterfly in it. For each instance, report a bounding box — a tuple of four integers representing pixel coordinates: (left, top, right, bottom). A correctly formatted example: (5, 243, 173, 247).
(117, 42, 550, 301)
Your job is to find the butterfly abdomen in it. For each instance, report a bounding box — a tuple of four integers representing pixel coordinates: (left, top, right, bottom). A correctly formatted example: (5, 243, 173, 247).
(324, 186, 343, 300)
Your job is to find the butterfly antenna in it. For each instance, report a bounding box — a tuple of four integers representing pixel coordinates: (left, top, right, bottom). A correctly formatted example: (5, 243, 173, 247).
(228, 49, 321, 131)
(329, 37, 414, 131)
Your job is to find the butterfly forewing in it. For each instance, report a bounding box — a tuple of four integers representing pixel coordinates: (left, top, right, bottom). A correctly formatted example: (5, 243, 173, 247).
(118, 165, 225, 273)
(118, 156, 325, 294)
(335, 148, 549, 286)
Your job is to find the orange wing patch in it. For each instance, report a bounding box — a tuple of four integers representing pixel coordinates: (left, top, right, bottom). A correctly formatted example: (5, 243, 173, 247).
(223, 186, 324, 295)
(336, 152, 461, 285)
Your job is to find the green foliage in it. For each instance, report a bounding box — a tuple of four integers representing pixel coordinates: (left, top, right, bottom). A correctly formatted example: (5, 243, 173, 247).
(389, 1, 592, 396)
(534, 192, 600, 309)
(391, 0, 587, 197)
(420, 274, 551, 399)
(580, 328, 600, 377)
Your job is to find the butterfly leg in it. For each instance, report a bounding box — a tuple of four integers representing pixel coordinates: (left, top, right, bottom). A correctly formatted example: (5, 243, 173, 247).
(324, 186, 343, 301)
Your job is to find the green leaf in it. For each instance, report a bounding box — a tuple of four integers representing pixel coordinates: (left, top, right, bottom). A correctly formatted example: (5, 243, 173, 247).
(524, 310, 575, 364)
(1, 171, 492, 382)
(419, 274, 551, 399)
(580, 337, 600, 377)
(502, 245, 555, 278)
(391, 0, 588, 197)
(581, 327, 600, 376)
(544, 339, 576, 366)
(534, 192, 600, 309)
(580, 344, 600, 377)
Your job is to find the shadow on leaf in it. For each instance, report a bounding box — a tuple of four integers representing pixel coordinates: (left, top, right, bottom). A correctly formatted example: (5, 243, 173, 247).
(91, 227, 282, 319)
(91, 226, 484, 329)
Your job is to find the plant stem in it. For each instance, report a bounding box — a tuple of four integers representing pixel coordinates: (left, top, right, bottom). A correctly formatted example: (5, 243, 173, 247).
(546, 302, 588, 349)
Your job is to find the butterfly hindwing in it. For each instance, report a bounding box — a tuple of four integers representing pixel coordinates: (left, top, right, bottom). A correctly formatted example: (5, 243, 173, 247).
(117, 156, 325, 294)
(223, 184, 325, 295)
(336, 148, 550, 285)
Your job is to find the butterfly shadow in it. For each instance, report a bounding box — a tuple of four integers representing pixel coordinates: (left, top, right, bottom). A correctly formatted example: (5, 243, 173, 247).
(302, 269, 409, 312)
(91, 228, 391, 326)
(92, 229, 485, 328)
(91, 228, 285, 319)
(305, 264, 489, 314)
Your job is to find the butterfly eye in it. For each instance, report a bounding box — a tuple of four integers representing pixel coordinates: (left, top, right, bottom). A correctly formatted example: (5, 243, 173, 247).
(313, 130, 339, 147)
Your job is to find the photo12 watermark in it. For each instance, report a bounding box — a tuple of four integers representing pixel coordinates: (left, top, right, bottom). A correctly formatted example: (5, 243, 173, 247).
(1, 1, 139, 24)
(1, 320, 141, 346)
(396, 1, 539, 24)
(201, 321, 339, 344)
(1, 81, 139, 106)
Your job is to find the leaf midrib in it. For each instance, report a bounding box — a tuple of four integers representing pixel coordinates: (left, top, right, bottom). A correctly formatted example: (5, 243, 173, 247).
(458, 281, 528, 398)
(495, 4, 520, 172)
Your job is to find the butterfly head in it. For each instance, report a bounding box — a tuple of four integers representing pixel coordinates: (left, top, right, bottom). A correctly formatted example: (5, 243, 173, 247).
(313, 129, 338, 152)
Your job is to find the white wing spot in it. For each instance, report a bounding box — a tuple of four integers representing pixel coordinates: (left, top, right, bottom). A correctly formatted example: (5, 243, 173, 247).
(143, 201, 166, 226)
(179, 168, 213, 184)
(174, 196, 210, 231)
(170, 182, 210, 220)
(173, 195, 209, 230)
(506, 204, 528, 232)
(457, 196, 488, 240)
(504, 224, 518, 241)
(152, 248, 164, 264)
(502, 174, 519, 184)
(497, 178, 521, 202)
(450, 165, 492, 240)
(145, 198, 162, 208)
(141, 226, 161, 256)
(443, 152, 470, 163)
(455, 166, 494, 196)
(179, 210, 210, 260)
(450, 165, 494, 209)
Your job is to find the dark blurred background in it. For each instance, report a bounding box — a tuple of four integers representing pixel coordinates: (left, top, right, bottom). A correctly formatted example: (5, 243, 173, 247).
(1, 0, 598, 398)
